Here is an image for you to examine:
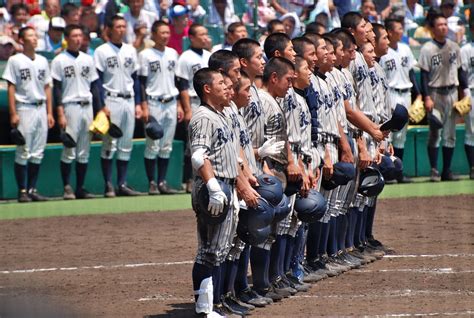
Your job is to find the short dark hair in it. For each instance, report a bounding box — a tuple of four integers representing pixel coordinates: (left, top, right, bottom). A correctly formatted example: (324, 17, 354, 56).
(227, 22, 245, 34)
(189, 23, 204, 37)
(193, 68, 221, 100)
(323, 35, 336, 49)
(294, 55, 307, 71)
(292, 36, 314, 56)
(425, 7, 444, 28)
(341, 11, 364, 30)
(235, 70, 250, 91)
(306, 22, 326, 35)
(151, 20, 169, 33)
(331, 28, 356, 49)
(209, 50, 239, 74)
(264, 32, 291, 58)
(372, 23, 386, 42)
(232, 38, 260, 60)
(61, 3, 79, 18)
(107, 14, 125, 28)
(18, 26, 35, 40)
(64, 24, 82, 38)
(384, 18, 403, 31)
(10, 3, 29, 16)
(267, 19, 284, 34)
(304, 32, 323, 49)
(262, 57, 295, 84)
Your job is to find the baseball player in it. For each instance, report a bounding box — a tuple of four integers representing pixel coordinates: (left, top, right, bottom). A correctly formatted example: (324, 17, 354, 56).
(460, 17, 474, 180)
(189, 68, 239, 317)
(139, 20, 180, 195)
(381, 18, 421, 183)
(419, 12, 469, 182)
(94, 15, 142, 197)
(176, 23, 211, 193)
(52, 24, 99, 200)
(3, 26, 54, 203)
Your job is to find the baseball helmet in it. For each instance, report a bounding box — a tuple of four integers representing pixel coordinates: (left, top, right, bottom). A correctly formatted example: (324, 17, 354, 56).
(255, 174, 284, 206)
(294, 189, 327, 223)
(237, 198, 275, 245)
(10, 128, 25, 146)
(428, 108, 443, 130)
(376, 155, 396, 181)
(358, 166, 385, 197)
(145, 115, 164, 140)
(380, 103, 409, 132)
(196, 179, 232, 225)
(273, 194, 291, 222)
(60, 128, 77, 148)
(284, 178, 303, 196)
(108, 123, 123, 138)
(321, 162, 356, 191)
(391, 155, 403, 177)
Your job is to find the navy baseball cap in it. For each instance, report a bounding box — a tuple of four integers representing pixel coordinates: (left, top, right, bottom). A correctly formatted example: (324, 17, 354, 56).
(145, 115, 164, 140)
(380, 104, 409, 132)
(321, 162, 356, 190)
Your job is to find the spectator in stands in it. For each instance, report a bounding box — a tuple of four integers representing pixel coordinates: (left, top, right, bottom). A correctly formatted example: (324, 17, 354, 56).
(208, 0, 239, 26)
(212, 21, 247, 52)
(242, 0, 277, 29)
(373, 0, 393, 21)
(80, 26, 94, 55)
(124, 0, 157, 49)
(361, 0, 379, 23)
(61, 3, 80, 25)
(36, 16, 65, 55)
(259, 18, 284, 44)
(279, 12, 302, 38)
(168, 4, 190, 54)
(5, 4, 30, 45)
(28, 0, 60, 40)
(404, 0, 425, 31)
(306, 21, 327, 35)
(144, 0, 171, 18)
(80, 4, 101, 39)
(440, 0, 466, 44)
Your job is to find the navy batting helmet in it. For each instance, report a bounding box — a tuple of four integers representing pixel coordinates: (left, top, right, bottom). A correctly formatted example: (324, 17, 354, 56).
(60, 128, 77, 148)
(10, 128, 25, 146)
(376, 155, 396, 181)
(358, 166, 385, 197)
(273, 194, 291, 222)
(294, 189, 327, 223)
(196, 179, 232, 224)
(321, 162, 356, 190)
(237, 197, 274, 245)
(284, 178, 303, 196)
(145, 115, 164, 140)
(108, 123, 123, 138)
(255, 174, 284, 206)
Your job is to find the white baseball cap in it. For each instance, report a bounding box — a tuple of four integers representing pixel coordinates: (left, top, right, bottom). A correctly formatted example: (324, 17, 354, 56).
(50, 17, 66, 30)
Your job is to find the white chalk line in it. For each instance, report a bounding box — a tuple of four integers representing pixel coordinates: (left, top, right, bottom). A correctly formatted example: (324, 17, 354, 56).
(356, 268, 474, 274)
(1, 253, 474, 275)
(366, 311, 474, 317)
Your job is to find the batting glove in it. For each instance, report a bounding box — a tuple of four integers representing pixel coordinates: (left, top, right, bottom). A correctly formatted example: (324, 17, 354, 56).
(258, 137, 285, 158)
(206, 178, 228, 216)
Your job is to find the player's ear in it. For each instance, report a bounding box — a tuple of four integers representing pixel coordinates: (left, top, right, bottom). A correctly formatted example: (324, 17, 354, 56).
(274, 50, 282, 58)
(203, 83, 212, 94)
(239, 57, 248, 69)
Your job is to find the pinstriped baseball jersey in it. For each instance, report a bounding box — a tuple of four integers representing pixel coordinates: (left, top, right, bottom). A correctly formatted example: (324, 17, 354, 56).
(51, 51, 99, 104)
(418, 39, 461, 87)
(341, 67, 358, 132)
(138, 46, 179, 97)
(373, 61, 391, 123)
(327, 68, 348, 133)
(294, 89, 312, 158)
(240, 84, 265, 149)
(260, 89, 289, 164)
(189, 104, 239, 179)
(176, 49, 211, 98)
(280, 87, 302, 147)
(2, 53, 51, 103)
(224, 102, 258, 174)
(94, 42, 139, 96)
(350, 51, 377, 122)
(380, 43, 416, 90)
(313, 72, 340, 136)
(461, 42, 474, 89)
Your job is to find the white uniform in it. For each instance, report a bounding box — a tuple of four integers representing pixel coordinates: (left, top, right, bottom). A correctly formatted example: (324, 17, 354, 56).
(94, 42, 139, 161)
(51, 51, 99, 164)
(139, 46, 179, 159)
(380, 43, 417, 149)
(176, 48, 211, 111)
(2, 53, 51, 165)
(461, 42, 474, 147)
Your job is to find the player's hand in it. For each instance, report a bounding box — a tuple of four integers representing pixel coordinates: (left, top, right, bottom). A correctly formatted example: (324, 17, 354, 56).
(340, 148, 354, 163)
(424, 96, 434, 112)
(141, 106, 149, 123)
(323, 150, 333, 179)
(286, 162, 301, 182)
(358, 148, 371, 170)
(206, 178, 228, 216)
(373, 152, 382, 165)
(237, 184, 260, 208)
(135, 105, 143, 119)
(58, 114, 67, 129)
(248, 174, 258, 187)
(102, 106, 111, 117)
(313, 168, 321, 187)
(258, 137, 285, 158)
(47, 114, 55, 128)
(177, 104, 185, 123)
(370, 128, 384, 142)
(300, 171, 311, 197)
(10, 113, 20, 128)
(388, 143, 394, 156)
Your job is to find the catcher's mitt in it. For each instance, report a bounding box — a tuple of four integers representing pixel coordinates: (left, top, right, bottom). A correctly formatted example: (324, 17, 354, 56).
(89, 110, 110, 135)
(408, 98, 425, 124)
(453, 96, 472, 116)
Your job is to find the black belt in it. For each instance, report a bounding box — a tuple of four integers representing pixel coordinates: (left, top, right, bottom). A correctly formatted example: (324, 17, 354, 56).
(148, 95, 175, 103)
(290, 143, 301, 155)
(20, 100, 45, 106)
(430, 85, 456, 95)
(67, 100, 90, 106)
(302, 154, 313, 165)
(216, 176, 236, 186)
(312, 133, 340, 146)
(106, 92, 132, 99)
(392, 87, 410, 94)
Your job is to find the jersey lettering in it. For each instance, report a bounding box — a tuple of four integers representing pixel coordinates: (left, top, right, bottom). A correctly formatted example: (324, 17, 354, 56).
(191, 63, 201, 74)
(356, 66, 367, 82)
(274, 113, 283, 130)
(37, 69, 46, 81)
(123, 57, 134, 69)
(248, 101, 262, 118)
(20, 68, 31, 81)
(401, 56, 408, 67)
(385, 59, 396, 71)
(107, 56, 119, 69)
(239, 130, 250, 147)
(167, 60, 176, 71)
(449, 52, 457, 64)
(64, 65, 76, 79)
(81, 66, 90, 78)
(299, 110, 309, 128)
(150, 61, 161, 73)
(431, 54, 442, 66)
(285, 94, 297, 111)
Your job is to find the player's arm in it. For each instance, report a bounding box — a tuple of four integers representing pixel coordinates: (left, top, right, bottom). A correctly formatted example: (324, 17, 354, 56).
(356, 136, 371, 169)
(53, 79, 66, 129)
(236, 153, 260, 207)
(176, 76, 191, 122)
(344, 100, 384, 141)
(338, 123, 354, 163)
(457, 66, 469, 99)
(7, 82, 19, 128)
(139, 75, 149, 122)
(96, 70, 110, 116)
(132, 71, 144, 120)
(409, 69, 422, 100)
(420, 69, 433, 112)
(45, 84, 55, 128)
(286, 143, 301, 182)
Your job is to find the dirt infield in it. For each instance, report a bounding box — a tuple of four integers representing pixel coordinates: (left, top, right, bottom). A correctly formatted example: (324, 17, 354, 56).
(0, 195, 473, 317)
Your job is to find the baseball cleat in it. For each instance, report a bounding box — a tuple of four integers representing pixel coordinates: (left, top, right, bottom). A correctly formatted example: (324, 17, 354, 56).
(117, 184, 142, 196)
(104, 182, 116, 198)
(441, 170, 460, 181)
(158, 181, 179, 194)
(430, 168, 441, 182)
(148, 181, 160, 195)
(237, 288, 269, 307)
(18, 189, 32, 203)
(75, 188, 95, 199)
(221, 293, 250, 316)
(28, 189, 48, 202)
(63, 185, 76, 200)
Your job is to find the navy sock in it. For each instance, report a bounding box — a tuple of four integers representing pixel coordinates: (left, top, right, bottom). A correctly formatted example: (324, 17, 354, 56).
(270, 235, 287, 281)
(223, 260, 238, 294)
(60, 161, 72, 187)
(183, 155, 192, 182)
(317, 221, 330, 257)
(157, 157, 169, 184)
(361, 206, 368, 244)
(235, 244, 250, 294)
(327, 217, 338, 256)
(427, 146, 439, 170)
(250, 246, 270, 290)
(14, 163, 27, 191)
(350, 208, 358, 248)
(192, 262, 213, 301)
(442, 146, 455, 175)
(306, 221, 322, 261)
(393, 147, 404, 161)
(284, 234, 294, 274)
(219, 262, 227, 298)
(116, 159, 128, 186)
(337, 214, 347, 252)
(144, 158, 156, 183)
(465, 144, 474, 167)
(354, 208, 363, 247)
(212, 265, 221, 304)
(345, 210, 353, 249)
(366, 203, 377, 239)
(27, 162, 40, 191)
(101, 158, 113, 184)
(76, 162, 87, 190)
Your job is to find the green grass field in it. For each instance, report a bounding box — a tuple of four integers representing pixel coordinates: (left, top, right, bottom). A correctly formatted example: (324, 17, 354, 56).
(0, 179, 472, 220)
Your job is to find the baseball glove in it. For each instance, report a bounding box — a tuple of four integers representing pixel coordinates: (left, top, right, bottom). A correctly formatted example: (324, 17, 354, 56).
(453, 96, 472, 116)
(89, 111, 110, 135)
(408, 98, 425, 124)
